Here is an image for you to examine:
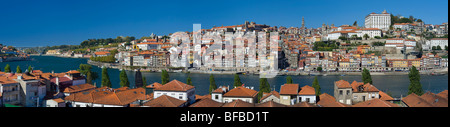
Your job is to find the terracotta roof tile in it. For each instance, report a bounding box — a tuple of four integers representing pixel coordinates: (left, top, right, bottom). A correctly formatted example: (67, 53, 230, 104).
(335, 80, 351, 88)
(378, 91, 394, 101)
(143, 95, 186, 107)
(436, 90, 448, 100)
(146, 82, 163, 89)
(353, 99, 399, 107)
(63, 83, 96, 93)
(260, 91, 280, 101)
(280, 84, 299, 95)
(298, 85, 316, 95)
(221, 99, 255, 107)
(255, 100, 287, 107)
(317, 93, 350, 107)
(223, 86, 258, 98)
(154, 80, 195, 92)
(290, 102, 317, 107)
(419, 92, 448, 107)
(190, 98, 224, 107)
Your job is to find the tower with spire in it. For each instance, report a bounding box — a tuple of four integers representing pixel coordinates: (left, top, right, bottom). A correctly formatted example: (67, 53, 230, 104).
(301, 17, 305, 28)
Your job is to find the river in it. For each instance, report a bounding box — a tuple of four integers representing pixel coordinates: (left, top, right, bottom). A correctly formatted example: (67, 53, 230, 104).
(1, 56, 447, 98)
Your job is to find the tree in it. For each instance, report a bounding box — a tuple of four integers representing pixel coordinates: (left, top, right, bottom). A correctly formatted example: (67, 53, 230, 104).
(135, 69, 143, 88)
(161, 70, 170, 85)
(142, 76, 147, 88)
(362, 68, 373, 84)
(186, 72, 193, 86)
(4, 64, 11, 73)
(312, 76, 321, 96)
(101, 67, 112, 88)
(78, 64, 98, 84)
(408, 66, 424, 95)
(209, 74, 217, 94)
(437, 45, 442, 50)
(286, 76, 293, 84)
(119, 70, 130, 87)
(233, 74, 243, 87)
(353, 21, 358, 27)
(363, 34, 370, 40)
(445, 45, 448, 51)
(317, 67, 323, 72)
(27, 65, 32, 73)
(16, 66, 22, 73)
(432, 46, 437, 50)
(258, 78, 271, 102)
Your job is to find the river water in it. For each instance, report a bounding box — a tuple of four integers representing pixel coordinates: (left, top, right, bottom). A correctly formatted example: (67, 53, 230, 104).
(1, 56, 447, 98)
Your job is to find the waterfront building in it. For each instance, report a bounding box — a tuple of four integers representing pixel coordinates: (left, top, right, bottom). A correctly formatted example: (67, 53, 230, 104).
(211, 86, 229, 103)
(349, 81, 380, 104)
(45, 98, 65, 107)
(0, 76, 21, 105)
(221, 86, 258, 103)
(279, 84, 299, 105)
(153, 80, 196, 104)
(365, 10, 391, 31)
(94, 51, 110, 57)
(259, 90, 280, 103)
(297, 85, 316, 103)
(334, 80, 353, 105)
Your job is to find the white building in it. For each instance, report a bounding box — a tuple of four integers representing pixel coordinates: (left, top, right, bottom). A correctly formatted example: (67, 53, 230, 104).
(297, 85, 316, 104)
(365, 10, 391, 31)
(153, 80, 196, 104)
(427, 38, 448, 49)
(221, 86, 258, 103)
(45, 98, 65, 107)
(385, 38, 415, 49)
(357, 28, 382, 38)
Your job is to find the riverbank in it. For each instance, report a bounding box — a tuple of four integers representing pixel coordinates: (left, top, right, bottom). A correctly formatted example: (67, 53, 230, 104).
(30, 54, 90, 59)
(86, 59, 448, 76)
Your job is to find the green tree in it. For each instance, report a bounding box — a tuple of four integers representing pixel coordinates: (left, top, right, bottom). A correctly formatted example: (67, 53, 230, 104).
(101, 67, 112, 88)
(408, 66, 424, 95)
(142, 76, 147, 88)
(286, 76, 293, 84)
(437, 45, 442, 50)
(135, 69, 143, 88)
(317, 67, 323, 72)
(16, 66, 22, 73)
(27, 65, 32, 73)
(119, 70, 130, 87)
(363, 34, 370, 40)
(258, 78, 271, 102)
(4, 64, 11, 73)
(233, 74, 243, 87)
(78, 64, 98, 84)
(186, 72, 193, 86)
(312, 76, 321, 96)
(362, 68, 373, 84)
(209, 74, 217, 94)
(161, 70, 170, 85)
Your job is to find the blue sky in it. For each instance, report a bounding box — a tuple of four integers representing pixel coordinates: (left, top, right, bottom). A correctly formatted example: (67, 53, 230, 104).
(0, 0, 448, 47)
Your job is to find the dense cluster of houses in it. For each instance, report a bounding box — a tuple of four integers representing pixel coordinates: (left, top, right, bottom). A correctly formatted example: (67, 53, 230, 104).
(2, 69, 446, 107)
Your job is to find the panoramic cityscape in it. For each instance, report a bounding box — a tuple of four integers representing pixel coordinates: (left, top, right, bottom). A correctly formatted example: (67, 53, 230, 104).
(0, 0, 448, 109)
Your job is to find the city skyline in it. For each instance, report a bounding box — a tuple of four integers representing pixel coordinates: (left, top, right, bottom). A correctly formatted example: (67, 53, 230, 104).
(0, 0, 448, 47)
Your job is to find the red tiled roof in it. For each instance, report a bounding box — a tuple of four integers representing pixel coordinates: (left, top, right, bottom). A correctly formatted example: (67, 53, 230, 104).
(290, 102, 316, 107)
(255, 100, 287, 107)
(63, 83, 96, 93)
(419, 92, 448, 107)
(146, 82, 163, 89)
(280, 84, 299, 95)
(143, 95, 186, 107)
(317, 93, 350, 107)
(189, 98, 223, 107)
(260, 91, 280, 101)
(353, 99, 399, 107)
(335, 80, 351, 88)
(223, 86, 258, 98)
(154, 80, 195, 92)
(402, 93, 433, 107)
(298, 85, 316, 95)
(221, 99, 254, 107)
(378, 91, 394, 101)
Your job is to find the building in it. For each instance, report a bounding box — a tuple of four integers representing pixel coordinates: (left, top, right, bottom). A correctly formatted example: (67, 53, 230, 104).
(221, 86, 258, 103)
(297, 85, 316, 103)
(211, 86, 229, 103)
(0, 76, 21, 105)
(401, 91, 448, 107)
(427, 38, 448, 49)
(45, 98, 65, 107)
(259, 91, 280, 103)
(279, 84, 299, 105)
(62, 83, 96, 97)
(334, 80, 353, 105)
(365, 10, 391, 31)
(349, 81, 380, 104)
(142, 95, 187, 107)
(14, 74, 46, 107)
(94, 51, 110, 57)
(153, 80, 196, 104)
(352, 99, 399, 107)
(317, 93, 350, 107)
(65, 87, 148, 107)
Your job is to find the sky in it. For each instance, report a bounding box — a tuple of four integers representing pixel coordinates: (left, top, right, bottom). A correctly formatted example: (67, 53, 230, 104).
(0, 0, 448, 47)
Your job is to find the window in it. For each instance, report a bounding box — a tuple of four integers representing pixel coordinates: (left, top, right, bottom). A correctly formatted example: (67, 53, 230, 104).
(215, 95, 219, 100)
(346, 90, 350, 95)
(179, 96, 183, 99)
(354, 96, 358, 99)
(339, 90, 343, 95)
(306, 98, 310, 103)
